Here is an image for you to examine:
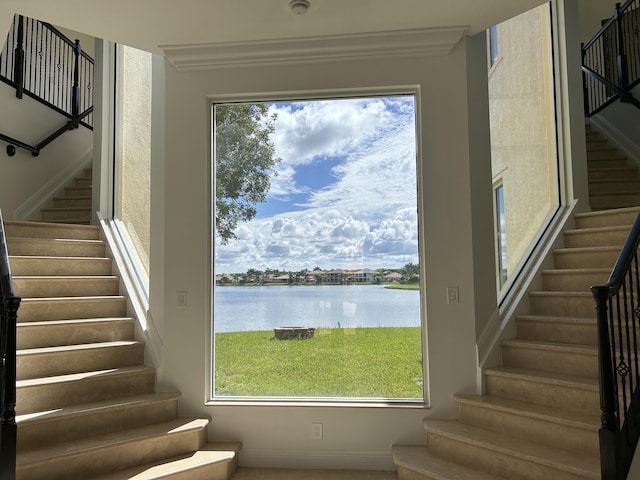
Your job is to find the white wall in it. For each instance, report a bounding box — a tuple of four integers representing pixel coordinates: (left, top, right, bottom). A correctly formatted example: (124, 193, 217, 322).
(0, 81, 92, 220)
(156, 32, 492, 469)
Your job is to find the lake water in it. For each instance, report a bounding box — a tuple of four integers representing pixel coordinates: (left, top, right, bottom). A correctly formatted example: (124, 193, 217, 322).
(214, 285, 421, 333)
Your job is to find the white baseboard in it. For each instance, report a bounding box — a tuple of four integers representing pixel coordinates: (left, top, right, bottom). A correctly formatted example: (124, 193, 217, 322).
(237, 447, 395, 471)
(14, 148, 93, 221)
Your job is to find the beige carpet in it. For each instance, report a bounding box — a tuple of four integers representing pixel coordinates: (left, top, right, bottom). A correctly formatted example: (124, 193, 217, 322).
(231, 468, 397, 479)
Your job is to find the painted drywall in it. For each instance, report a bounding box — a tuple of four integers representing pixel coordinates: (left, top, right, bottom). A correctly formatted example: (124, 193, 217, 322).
(0, 81, 92, 220)
(594, 83, 640, 161)
(156, 32, 491, 468)
(579, 1, 617, 43)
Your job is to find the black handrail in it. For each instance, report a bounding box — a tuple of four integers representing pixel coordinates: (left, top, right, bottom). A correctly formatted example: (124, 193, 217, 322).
(0, 14, 94, 156)
(592, 212, 640, 480)
(582, 1, 640, 116)
(0, 209, 20, 480)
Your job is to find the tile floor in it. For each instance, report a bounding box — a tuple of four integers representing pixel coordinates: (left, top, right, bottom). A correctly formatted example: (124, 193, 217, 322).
(231, 468, 398, 479)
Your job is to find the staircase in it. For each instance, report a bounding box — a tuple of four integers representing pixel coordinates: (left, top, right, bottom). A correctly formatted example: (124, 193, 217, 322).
(393, 126, 640, 479)
(7, 168, 241, 479)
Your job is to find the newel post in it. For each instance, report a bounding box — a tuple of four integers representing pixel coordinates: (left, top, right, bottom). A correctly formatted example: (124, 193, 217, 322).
(72, 39, 81, 123)
(0, 296, 20, 480)
(13, 15, 24, 100)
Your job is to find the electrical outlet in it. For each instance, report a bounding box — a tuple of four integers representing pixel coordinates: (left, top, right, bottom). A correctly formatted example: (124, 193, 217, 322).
(447, 287, 459, 305)
(177, 291, 187, 308)
(311, 422, 323, 440)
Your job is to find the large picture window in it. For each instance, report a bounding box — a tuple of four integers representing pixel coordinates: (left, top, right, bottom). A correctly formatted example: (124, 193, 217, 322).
(212, 95, 424, 401)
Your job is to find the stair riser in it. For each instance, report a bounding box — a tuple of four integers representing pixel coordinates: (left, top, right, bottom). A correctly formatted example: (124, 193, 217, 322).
(588, 181, 640, 194)
(501, 345, 597, 377)
(553, 250, 620, 269)
(16, 369, 155, 415)
(4, 223, 99, 240)
(9, 257, 112, 276)
(426, 433, 592, 480)
(457, 403, 598, 457)
(13, 277, 120, 298)
(64, 187, 92, 197)
(485, 374, 598, 413)
(17, 319, 135, 349)
(397, 466, 433, 480)
(74, 177, 92, 187)
(541, 271, 609, 291)
(18, 397, 179, 452)
(529, 294, 595, 317)
(575, 209, 640, 229)
(18, 297, 127, 322)
(587, 158, 628, 168)
(17, 427, 206, 480)
(41, 209, 91, 222)
(590, 194, 640, 210)
(17, 343, 144, 380)
(588, 169, 639, 181)
(587, 148, 621, 159)
(564, 230, 629, 248)
(7, 238, 106, 257)
(516, 318, 596, 346)
(52, 198, 92, 208)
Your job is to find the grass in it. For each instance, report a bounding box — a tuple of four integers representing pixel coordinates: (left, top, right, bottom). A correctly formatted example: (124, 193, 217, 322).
(214, 327, 423, 398)
(384, 283, 419, 290)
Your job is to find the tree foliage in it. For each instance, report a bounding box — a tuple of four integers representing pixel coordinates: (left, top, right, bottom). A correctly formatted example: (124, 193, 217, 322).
(215, 103, 280, 244)
(401, 262, 420, 283)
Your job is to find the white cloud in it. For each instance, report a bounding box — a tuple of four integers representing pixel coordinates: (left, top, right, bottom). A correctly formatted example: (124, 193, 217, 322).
(215, 96, 420, 273)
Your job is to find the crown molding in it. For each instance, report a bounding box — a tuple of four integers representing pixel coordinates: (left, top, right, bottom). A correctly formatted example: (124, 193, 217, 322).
(161, 26, 468, 71)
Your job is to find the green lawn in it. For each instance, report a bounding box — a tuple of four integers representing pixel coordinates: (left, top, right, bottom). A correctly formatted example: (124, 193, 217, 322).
(214, 327, 423, 398)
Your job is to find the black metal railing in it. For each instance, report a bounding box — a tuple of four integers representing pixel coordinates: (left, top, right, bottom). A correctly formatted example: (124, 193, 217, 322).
(582, 1, 640, 116)
(592, 212, 640, 480)
(0, 14, 94, 156)
(0, 209, 20, 480)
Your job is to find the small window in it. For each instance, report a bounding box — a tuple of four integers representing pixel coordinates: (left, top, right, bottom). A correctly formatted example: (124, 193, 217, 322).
(489, 25, 499, 66)
(494, 183, 507, 288)
(212, 95, 424, 402)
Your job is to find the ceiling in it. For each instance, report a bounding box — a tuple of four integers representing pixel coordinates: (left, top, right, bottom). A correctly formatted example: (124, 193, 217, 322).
(0, 0, 547, 55)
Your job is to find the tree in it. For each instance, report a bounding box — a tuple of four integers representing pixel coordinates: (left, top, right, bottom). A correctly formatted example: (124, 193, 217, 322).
(215, 103, 281, 244)
(401, 262, 420, 283)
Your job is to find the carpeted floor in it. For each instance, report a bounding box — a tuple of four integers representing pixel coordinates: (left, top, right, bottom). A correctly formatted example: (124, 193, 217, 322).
(231, 468, 398, 479)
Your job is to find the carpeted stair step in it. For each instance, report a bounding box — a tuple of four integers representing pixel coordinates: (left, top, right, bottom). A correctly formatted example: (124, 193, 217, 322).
(516, 315, 596, 345)
(574, 206, 640, 229)
(563, 225, 630, 248)
(540, 267, 609, 291)
(17, 392, 181, 451)
(393, 444, 499, 480)
(6, 237, 106, 257)
(40, 206, 91, 223)
(17, 340, 145, 380)
(52, 196, 92, 208)
(18, 296, 127, 321)
(423, 420, 599, 480)
(3, 221, 100, 240)
(528, 291, 596, 317)
(9, 255, 112, 276)
(16, 418, 210, 480)
(484, 366, 599, 413)
(63, 186, 92, 197)
(500, 339, 597, 378)
(588, 166, 639, 181)
(588, 178, 640, 194)
(589, 191, 640, 210)
(454, 394, 599, 456)
(92, 442, 242, 480)
(17, 317, 135, 349)
(12, 275, 120, 297)
(552, 246, 622, 269)
(16, 365, 156, 415)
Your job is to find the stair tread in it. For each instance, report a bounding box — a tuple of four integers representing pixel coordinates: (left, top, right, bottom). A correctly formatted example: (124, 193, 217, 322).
(13, 274, 119, 280)
(393, 445, 501, 480)
(424, 420, 599, 477)
(40, 207, 91, 212)
(517, 314, 596, 324)
(554, 245, 622, 253)
(17, 364, 154, 388)
(8, 236, 104, 245)
(10, 255, 110, 261)
(575, 206, 640, 219)
(501, 338, 597, 354)
(484, 365, 599, 388)
(17, 392, 181, 425)
(565, 224, 632, 234)
(541, 267, 610, 274)
(17, 417, 210, 466)
(91, 442, 241, 480)
(18, 340, 142, 356)
(454, 394, 599, 430)
(18, 317, 134, 327)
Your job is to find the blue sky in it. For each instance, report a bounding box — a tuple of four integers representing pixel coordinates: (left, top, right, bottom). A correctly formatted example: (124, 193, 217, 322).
(215, 96, 419, 274)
